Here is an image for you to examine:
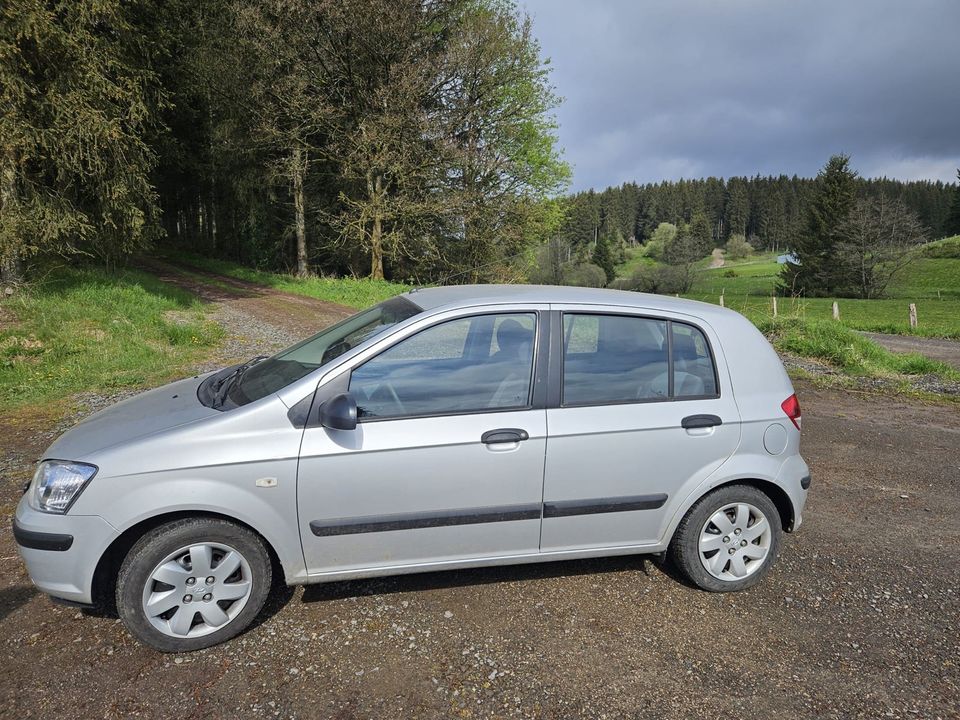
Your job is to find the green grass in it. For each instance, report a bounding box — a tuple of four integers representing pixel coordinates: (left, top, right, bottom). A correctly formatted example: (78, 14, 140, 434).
(0, 266, 222, 408)
(684, 251, 960, 339)
(163, 250, 409, 309)
(616, 246, 657, 277)
(758, 317, 960, 380)
(919, 235, 960, 259)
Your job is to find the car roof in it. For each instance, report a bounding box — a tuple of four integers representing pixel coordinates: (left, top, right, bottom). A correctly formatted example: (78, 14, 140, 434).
(404, 284, 737, 322)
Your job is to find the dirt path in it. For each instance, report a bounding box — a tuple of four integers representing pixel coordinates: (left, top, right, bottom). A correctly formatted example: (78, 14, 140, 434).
(140, 258, 354, 363)
(1, 267, 959, 719)
(861, 331, 960, 371)
(708, 247, 725, 268)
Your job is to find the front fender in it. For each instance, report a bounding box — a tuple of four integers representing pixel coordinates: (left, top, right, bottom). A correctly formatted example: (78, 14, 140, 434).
(74, 459, 307, 582)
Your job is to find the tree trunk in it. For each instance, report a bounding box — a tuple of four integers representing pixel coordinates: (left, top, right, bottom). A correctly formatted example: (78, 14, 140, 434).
(370, 215, 384, 280)
(292, 147, 308, 277)
(207, 92, 218, 253)
(369, 174, 384, 280)
(1, 147, 22, 285)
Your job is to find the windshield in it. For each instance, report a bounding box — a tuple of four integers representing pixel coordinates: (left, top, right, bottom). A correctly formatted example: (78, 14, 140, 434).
(226, 295, 422, 406)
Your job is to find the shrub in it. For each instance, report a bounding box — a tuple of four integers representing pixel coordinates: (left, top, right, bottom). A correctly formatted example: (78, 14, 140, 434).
(725, 233, 754, 260)
(617, 264, 688, 295)
(639, 222, 677, 261)
(562, 262, 607, 288)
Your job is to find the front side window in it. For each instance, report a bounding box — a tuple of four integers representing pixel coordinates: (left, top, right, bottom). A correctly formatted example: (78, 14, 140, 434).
(350, 313, 537, 419)
(561, 313, 718, 406)
(226, 296, 422, 406)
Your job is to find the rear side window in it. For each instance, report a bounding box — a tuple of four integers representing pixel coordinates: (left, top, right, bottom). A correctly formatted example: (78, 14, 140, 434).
(561, 313, 718, 406)
(563, 314, 668, 404)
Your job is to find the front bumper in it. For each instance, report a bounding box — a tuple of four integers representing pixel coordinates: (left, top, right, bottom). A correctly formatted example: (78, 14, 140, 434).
(13, 496, 119, 604)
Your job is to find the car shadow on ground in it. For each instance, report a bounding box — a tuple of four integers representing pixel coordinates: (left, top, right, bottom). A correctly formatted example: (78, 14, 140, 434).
(295, 553, 693, 605)
(0, 585, 37, 623)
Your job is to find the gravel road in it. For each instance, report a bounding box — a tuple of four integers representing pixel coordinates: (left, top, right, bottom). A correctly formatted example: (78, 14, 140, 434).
(861, 331, 960, 371)
(1, 266, 958, 719)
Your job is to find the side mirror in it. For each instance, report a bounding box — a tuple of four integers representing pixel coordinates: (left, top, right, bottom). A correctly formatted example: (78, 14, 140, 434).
(319, 392, 357, 431)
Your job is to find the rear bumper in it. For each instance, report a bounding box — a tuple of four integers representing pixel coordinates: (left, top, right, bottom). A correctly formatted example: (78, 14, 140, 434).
(13, 497, 119, 604)
(776, 454, 810, 532)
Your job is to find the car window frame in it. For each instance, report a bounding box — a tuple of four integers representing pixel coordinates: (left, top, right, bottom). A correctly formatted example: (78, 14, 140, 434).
(556, 310, 721, 409)
(347, 309, 546, 423)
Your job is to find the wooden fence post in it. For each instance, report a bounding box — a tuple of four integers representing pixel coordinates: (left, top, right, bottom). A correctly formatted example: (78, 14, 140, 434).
(832, 302, 839, 320)
(719, 294, 725, 307)
(909, 303, 917, 328)
(772, 296, 777, 317)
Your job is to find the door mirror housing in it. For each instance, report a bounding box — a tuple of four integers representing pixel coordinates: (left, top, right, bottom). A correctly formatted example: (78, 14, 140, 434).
(319, 392, 358, 431)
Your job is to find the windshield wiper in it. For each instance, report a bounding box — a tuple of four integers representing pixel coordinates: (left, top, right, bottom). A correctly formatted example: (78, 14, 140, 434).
(212, 355, 267, 409)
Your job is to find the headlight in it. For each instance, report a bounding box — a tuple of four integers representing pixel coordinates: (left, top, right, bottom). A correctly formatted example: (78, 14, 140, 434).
(27, 460, 98, 514)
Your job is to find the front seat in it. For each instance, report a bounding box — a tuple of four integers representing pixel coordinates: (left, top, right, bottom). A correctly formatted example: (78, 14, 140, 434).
(488, 319, 534, 407)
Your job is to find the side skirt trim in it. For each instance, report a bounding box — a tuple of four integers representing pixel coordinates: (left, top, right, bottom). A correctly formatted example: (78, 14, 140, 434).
(309, 494, 669, 537)
(543, 493, 668, 518)
(310, 504, 541, 537)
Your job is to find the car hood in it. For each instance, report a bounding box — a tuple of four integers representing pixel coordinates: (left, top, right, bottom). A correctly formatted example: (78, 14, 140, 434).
(43, 375, 220, 462)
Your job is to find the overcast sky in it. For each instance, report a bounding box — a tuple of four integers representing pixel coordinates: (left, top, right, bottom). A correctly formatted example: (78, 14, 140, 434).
(521, 0, 960, 191)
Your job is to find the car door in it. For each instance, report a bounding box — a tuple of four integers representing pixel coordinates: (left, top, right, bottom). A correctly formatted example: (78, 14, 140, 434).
(297, 306, 549, 577)
(540, 307, 741, 552)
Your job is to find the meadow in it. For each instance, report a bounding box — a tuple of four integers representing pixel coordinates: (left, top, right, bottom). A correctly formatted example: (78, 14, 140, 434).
(668, 237, 960, 339)
(0, 266, 222, 408)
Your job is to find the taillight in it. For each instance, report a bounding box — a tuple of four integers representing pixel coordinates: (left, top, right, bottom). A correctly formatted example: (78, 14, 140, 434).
(781, 393, 801, 430)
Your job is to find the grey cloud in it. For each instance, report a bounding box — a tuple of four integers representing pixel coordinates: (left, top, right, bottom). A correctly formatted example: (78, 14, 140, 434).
(522, 0, 960, 190)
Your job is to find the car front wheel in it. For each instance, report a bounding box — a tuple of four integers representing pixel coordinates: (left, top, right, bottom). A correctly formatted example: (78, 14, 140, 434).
(116, 517, 272, 652)
(669, 485, 782, 592)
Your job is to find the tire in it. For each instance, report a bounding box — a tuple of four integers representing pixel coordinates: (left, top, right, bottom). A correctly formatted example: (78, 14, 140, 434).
(116, 517, 272, 652)
(669, 484, 782, 593)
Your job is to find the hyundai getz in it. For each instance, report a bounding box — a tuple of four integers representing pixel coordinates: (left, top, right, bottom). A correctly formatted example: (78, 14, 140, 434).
(14, 285, 809, 651)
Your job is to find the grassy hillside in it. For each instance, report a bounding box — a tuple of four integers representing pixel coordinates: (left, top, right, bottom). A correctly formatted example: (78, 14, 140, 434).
(643, 241, 960, 339)
(0, 266, 222, 409)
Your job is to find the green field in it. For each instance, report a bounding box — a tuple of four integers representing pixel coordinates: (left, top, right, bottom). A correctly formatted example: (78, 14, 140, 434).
(613, 239, 960, 339)
(0, 266, 222, 408)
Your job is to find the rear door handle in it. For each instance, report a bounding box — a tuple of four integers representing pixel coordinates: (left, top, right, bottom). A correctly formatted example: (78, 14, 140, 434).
(681, 414, 722, 429)
(481, 428, 529, 444)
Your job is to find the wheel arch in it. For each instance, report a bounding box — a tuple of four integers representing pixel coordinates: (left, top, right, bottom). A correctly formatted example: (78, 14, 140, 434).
(90, 510, 285, 611)
(714, 478, 796, 532)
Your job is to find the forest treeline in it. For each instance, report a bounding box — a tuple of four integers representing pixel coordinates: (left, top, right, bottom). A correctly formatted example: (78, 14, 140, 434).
(4, 2, 959, 288)
(1, 0, 568, 283)
(557, 173, 958, 260)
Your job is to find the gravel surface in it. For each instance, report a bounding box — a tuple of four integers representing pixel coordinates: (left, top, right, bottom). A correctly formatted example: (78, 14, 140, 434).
(1, 266, 958, 719)
(860, 331, 960, 372)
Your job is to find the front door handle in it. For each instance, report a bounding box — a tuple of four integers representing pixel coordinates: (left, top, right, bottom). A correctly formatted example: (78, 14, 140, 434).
(681, 414, 722, 429)
(481, 428, 529, 444)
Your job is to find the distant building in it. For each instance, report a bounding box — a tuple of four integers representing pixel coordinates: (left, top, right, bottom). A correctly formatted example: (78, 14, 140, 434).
(777, 253, 800, 265)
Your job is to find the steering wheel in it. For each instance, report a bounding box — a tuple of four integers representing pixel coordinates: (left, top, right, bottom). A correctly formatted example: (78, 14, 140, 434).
(381, 381, 406, 415)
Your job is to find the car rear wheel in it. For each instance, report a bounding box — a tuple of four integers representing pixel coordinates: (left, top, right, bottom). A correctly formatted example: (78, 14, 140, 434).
(116, 518, 271, 652)
(669, 485, 782, 592)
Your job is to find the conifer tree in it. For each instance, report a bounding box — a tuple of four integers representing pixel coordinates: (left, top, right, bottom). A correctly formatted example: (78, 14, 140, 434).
(779, 155, 857, 296)
(945, 170, 960, 237)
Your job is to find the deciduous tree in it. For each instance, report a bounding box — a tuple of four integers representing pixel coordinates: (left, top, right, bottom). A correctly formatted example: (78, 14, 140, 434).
(834, 195, 927, 299)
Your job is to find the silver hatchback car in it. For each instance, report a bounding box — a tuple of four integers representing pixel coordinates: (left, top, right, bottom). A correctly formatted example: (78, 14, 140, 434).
(14, 285, 809, 651)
